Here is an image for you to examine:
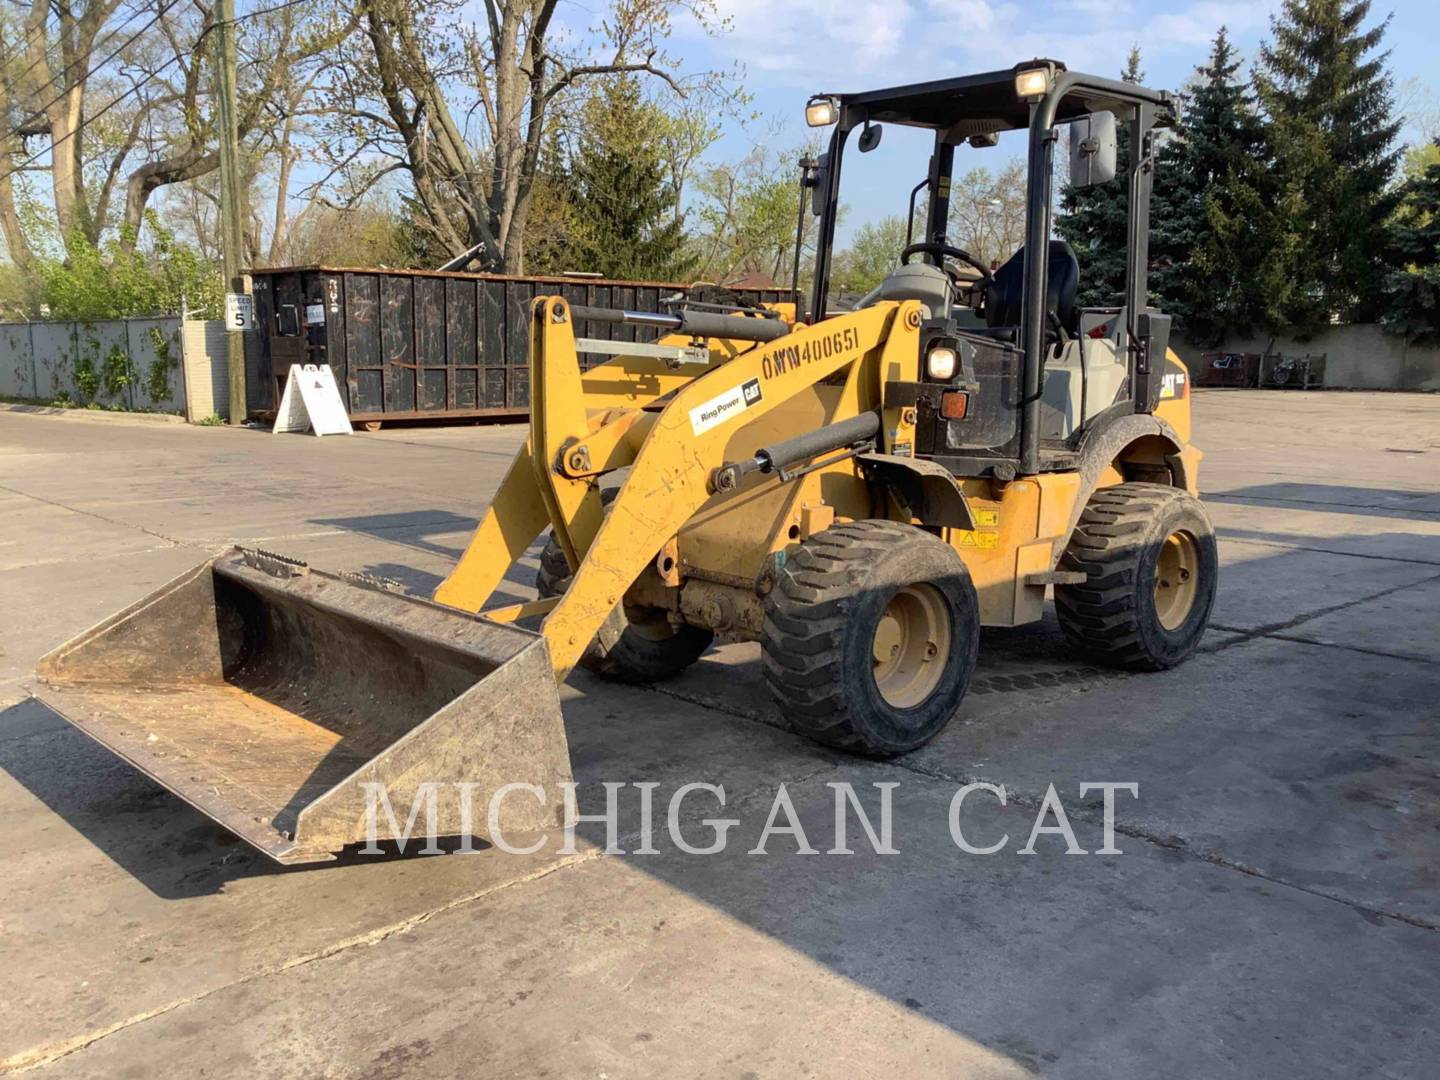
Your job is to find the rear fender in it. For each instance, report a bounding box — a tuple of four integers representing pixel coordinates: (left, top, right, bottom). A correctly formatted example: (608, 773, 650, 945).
(1066, 412, 1199, 555)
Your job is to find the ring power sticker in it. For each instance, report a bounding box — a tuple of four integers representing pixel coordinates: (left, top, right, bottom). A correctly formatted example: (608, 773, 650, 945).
(690, 378, 763, 435)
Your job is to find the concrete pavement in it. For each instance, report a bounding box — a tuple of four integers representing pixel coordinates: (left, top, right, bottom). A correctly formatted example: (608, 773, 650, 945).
(1, 391, 1437, 1077)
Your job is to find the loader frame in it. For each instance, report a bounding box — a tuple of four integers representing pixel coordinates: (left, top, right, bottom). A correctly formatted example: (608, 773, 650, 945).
(435, 63, 1196, 669)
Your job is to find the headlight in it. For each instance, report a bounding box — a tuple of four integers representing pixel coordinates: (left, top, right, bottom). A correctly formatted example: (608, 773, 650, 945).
(926, 345, 958, 380)
(1014, 67, 1052, 100)
(805, 97, 839, 127)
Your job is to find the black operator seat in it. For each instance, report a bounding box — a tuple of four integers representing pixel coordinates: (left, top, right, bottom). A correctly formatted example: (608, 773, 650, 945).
(983, 240, 1080, 338)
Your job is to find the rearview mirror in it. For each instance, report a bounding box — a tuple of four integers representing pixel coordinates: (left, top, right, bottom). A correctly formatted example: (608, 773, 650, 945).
(1069, 112, 1117, 188)
(810, 152, 830, 217)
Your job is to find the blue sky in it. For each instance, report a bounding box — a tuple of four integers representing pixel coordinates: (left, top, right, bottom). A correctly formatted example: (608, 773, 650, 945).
(653, 0, 1439, 237)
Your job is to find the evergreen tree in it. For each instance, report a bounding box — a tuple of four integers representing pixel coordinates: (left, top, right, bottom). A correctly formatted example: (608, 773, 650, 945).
(523, 127, 590, 276)
(568, 76, 694, 281)
(1381, 146, 1440, 343)
(1058, 46, 1144, 308)
(1255, 0, 1403, 331)
(1152, 28, 1298, 343)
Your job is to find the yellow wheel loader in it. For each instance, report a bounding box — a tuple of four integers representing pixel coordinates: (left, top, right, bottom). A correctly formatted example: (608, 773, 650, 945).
(34, 61, 1216, 863)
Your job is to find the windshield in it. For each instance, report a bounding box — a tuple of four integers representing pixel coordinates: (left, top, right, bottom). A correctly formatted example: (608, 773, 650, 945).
(818, 125, 1032, 310)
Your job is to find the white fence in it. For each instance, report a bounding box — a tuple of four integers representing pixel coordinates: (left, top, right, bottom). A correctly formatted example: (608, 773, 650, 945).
(0, 317, 238, 421)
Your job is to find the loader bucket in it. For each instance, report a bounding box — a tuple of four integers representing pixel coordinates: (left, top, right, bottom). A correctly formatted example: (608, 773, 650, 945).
(33, 549, 572, 864)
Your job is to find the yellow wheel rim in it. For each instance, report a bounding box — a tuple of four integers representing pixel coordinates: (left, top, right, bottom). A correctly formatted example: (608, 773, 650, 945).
(872, 584, 952, 708)
(1154, 530, 1200, 631)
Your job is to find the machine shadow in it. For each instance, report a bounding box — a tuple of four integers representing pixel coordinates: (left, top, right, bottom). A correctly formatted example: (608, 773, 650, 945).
(0, 696, 290, 898)
(308, 509, 544, 604)
(308, 510, 476, 562)
(550, 531, 1436, 1068)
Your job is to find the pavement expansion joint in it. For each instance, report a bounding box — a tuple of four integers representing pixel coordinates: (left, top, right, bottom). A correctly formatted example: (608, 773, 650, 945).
(1210, 569, 1440, 645)
(1215, 532, 1440, 567)
(0, 482, 191, 552)
(0, 851, 601, 1074)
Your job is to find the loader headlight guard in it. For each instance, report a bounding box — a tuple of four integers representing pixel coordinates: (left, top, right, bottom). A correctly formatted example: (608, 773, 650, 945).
(805, 96, 839, 127)
(926, 344, 958, 381)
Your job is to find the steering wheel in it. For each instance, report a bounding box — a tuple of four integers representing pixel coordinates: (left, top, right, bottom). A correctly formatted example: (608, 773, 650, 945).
(900, 241, 993, 284)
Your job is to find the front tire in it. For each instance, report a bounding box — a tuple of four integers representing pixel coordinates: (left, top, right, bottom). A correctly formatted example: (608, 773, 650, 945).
(762, 520, 980, 757)
(1055, 483, 1218, 670)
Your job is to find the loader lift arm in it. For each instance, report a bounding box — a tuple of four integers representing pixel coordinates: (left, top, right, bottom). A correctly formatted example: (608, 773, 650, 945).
(434, 295, 924, 679)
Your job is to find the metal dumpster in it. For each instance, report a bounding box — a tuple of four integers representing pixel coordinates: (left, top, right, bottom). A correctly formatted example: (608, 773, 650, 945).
(248, 267, 799, 423)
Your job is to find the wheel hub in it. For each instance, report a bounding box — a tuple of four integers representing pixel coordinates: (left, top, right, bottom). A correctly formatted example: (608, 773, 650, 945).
(1154, 529, 1200, 631)
(871, 584, 951, 708)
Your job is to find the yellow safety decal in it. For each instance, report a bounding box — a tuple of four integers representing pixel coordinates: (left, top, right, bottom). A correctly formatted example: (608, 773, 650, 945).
(955, 530, 1000, 549)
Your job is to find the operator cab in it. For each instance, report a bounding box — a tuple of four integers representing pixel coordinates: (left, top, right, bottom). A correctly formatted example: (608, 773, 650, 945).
(802, 61, 1178, 481)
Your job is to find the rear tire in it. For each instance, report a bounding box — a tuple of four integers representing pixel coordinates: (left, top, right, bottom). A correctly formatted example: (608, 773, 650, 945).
(762, 520, 979, 757)
(1055, 483, 1218, 670)
(535, 494, 712, 683)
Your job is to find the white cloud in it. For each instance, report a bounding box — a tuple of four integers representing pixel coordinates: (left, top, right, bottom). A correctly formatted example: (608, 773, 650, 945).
(1144, 1, 1278, 50)
(674, 0, 1279, 97)
(925, 0, 1006, 32)
(681, 0, 917, 84)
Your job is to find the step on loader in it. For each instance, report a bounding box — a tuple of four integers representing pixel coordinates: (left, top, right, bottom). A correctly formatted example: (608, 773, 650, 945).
(35, 61, 1217, 863)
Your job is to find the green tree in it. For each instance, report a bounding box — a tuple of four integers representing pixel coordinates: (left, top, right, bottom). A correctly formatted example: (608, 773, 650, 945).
(522, 127, 594, 277)
(1058, 46, 1146, 307)
(1405, 141, 1440, 179)
(1381, 147, 1440, 343)
(567, 76, 694, 281)
(1151, 28, 1300, 343)
(7, 218, 222, 321)
(1255, 0, 1403, 331)
(691, 146, 812, 284)
(830, 215, 914, 297)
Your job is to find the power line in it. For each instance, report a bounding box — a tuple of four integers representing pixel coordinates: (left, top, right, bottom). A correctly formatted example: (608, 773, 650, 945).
(0, 5, 148, 106)
(0, 0, 188, 155)
(0, 1, 157, 130)
(0, 0, 314, 186)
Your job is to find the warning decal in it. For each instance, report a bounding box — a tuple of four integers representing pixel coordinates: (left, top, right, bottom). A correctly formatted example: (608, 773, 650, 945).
(690, 377, 763, 436)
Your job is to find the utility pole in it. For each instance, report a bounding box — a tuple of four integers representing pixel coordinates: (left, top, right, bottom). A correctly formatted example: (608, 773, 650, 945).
(213, 0, 249, 425)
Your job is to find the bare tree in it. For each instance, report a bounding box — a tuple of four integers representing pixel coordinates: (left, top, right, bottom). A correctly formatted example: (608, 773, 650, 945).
(325, 0, 729, 271)
(121, 2, 353, 245)
(0, 0, 350, 268)
(948, 159, 1027, 269)
(0, 0, 127, 269)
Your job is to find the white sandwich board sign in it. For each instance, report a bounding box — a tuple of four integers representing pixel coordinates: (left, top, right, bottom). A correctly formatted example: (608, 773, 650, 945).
(273, 364, 353, 436)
